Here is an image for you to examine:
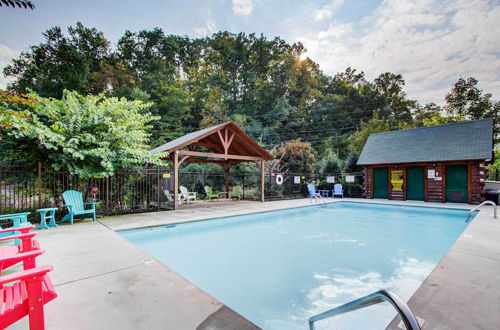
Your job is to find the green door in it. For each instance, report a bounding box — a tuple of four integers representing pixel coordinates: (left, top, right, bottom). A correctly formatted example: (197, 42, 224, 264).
(373, 167, 388, 199)
(446, 165, 468, 203)
(406, 166, 424, 200)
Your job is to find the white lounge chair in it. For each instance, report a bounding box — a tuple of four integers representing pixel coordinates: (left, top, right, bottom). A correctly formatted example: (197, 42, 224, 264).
(179, 186, 197, 204)
(164, 189, 182, 206)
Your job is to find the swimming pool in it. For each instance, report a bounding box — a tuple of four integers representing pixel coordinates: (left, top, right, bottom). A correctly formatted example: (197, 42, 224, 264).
(121, 202, 471, 329)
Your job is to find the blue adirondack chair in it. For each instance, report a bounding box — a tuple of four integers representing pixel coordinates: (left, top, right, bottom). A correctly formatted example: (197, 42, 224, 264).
(332, 183, 344, 198)
(307, 184, 321, 199)
(0, 212, 32, 245)
(60, 190, 97, 224)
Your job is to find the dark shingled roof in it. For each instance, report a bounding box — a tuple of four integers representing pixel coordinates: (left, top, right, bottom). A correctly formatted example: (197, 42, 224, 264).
(150, 123, 225, 154)
(357, 118, 493, 165)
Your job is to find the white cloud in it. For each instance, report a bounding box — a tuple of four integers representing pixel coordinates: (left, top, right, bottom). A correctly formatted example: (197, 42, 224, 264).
(0, 44, 21, 89)
(313, 0, 344, 21)
(232, 0, 253, 16)
(297, 0, 500, 104)
(194, 19, 218, 36)
(317, 23, 351, 39)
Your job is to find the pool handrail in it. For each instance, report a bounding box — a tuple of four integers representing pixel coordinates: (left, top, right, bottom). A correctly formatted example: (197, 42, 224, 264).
(310, 194, 327, 207)
(467, 200, 497, 222)
(308, 289, 421, 330)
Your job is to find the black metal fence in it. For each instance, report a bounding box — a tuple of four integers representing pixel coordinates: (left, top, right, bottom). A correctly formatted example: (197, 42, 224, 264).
(0, 164, 364, 223)
(487, 168, 499, 181)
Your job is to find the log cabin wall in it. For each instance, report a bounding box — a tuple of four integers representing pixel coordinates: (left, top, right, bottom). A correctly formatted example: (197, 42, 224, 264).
(470, 161, 486, 204)
(362, 161, 487, 204)
(362, 167, 372, 198)
(425, 163, 445, 202)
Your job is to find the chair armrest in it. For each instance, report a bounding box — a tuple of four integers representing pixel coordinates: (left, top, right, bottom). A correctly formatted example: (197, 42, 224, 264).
(0, 265, 53, 285)
(63, 204, 73, 211)
(0, 212, 31, 220)
(0, 232, 37, 243)
(0, 225, 35, 234)
(0, 249, 44, 266)
(83, 202, 97, 210)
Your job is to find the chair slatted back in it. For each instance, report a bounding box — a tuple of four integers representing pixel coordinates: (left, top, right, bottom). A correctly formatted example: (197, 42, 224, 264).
(334, 184, 343, 193)
(233, 186, 240, 194)
(179, 186, 188, 195)
(62, 190, 84, 212)
(307, 184, 316, 195)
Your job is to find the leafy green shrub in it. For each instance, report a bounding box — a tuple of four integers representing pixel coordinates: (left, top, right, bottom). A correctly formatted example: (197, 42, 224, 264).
(3, 90, 165, 178)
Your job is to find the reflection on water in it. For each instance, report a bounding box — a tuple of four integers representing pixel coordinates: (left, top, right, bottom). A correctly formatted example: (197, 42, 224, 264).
(303, 256, 434, 330)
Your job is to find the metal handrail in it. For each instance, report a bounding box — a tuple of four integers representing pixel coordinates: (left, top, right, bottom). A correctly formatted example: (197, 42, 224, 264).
(310, 194, 327, 207)
(467, 200, 497, 222)
(308, 290, 421, 330)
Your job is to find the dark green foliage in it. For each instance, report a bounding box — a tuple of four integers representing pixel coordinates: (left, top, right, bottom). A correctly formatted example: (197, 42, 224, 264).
(0, 0, 35, 9)
(3, 23, 498, 172)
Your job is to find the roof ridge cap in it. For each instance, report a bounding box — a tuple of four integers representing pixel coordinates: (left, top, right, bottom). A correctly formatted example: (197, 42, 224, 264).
(370, 118, 493, 136)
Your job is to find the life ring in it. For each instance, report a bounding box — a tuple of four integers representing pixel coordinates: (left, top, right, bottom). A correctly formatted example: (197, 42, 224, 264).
(276, 174, 284, 185)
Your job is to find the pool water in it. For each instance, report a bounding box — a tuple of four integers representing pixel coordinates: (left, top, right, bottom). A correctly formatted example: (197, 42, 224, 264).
(121, 202, 470, 329)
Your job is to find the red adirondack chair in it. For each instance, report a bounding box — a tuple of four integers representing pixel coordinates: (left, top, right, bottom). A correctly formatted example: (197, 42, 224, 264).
(0, 265, 57, 330)
(0, 226, 40, 272)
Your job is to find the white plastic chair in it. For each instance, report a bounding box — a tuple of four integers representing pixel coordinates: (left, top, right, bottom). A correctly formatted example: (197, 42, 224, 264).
(179, 186, 197, 204)
(164, 189, 182, 206)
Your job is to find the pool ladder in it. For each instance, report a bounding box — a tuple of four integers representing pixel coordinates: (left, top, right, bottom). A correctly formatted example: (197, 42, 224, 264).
(466, 200, 497, 222)
(310, 195, 327, 208)
(308, 289, 421, 330)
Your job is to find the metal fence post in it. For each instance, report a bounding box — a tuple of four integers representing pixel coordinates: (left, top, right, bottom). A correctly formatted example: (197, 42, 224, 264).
(242, 173, 245, 200)
(157, 168, 161, 211)
(105, 177, 110, 216)
(37, 162, 42, 208)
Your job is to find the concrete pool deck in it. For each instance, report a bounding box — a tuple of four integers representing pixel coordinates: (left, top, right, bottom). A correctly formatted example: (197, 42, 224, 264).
(8, 198, 500, 329)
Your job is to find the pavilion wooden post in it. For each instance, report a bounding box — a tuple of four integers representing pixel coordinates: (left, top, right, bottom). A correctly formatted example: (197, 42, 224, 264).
(260, 160, 265, 202)
(224, 164, 231, 193)
(173, 151, 179, 210)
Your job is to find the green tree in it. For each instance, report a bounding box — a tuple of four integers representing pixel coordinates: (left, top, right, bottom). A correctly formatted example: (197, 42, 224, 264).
(445, 77, 499, 141)
(3, 23, 112, 98)
(413, 103, 445, 127)
(2, 90, 164, 177)
(317, 149, 344, 175)
(272, 139, 316, 173)
(373, 72, 416, 125)
(0, 90, 35, 129)
(348, 112, 391, 154)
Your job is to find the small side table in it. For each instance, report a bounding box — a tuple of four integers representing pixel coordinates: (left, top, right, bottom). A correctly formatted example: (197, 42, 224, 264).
(36, 208, 58, 230)
(318, 190, 330, 197)
(218, 192, 229, 200)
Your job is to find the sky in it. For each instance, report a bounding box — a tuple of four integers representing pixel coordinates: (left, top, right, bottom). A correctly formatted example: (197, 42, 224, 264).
(0, 0, 499, 105)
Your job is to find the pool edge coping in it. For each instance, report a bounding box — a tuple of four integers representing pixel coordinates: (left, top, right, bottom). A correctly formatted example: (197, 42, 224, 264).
(106, 198, 497, 329)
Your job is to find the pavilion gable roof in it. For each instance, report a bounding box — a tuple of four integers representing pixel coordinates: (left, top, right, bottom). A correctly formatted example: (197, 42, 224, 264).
(150, 121, 273, 161)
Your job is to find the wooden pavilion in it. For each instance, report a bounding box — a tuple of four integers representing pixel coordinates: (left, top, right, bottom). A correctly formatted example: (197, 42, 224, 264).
(150, 121, 274, 209)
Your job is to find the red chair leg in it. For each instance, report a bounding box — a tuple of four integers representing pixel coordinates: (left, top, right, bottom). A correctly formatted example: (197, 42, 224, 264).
(26, 277, 45, 330)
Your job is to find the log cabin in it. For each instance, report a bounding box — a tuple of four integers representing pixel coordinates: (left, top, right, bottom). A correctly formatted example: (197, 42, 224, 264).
(357, 118, 494, 204)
